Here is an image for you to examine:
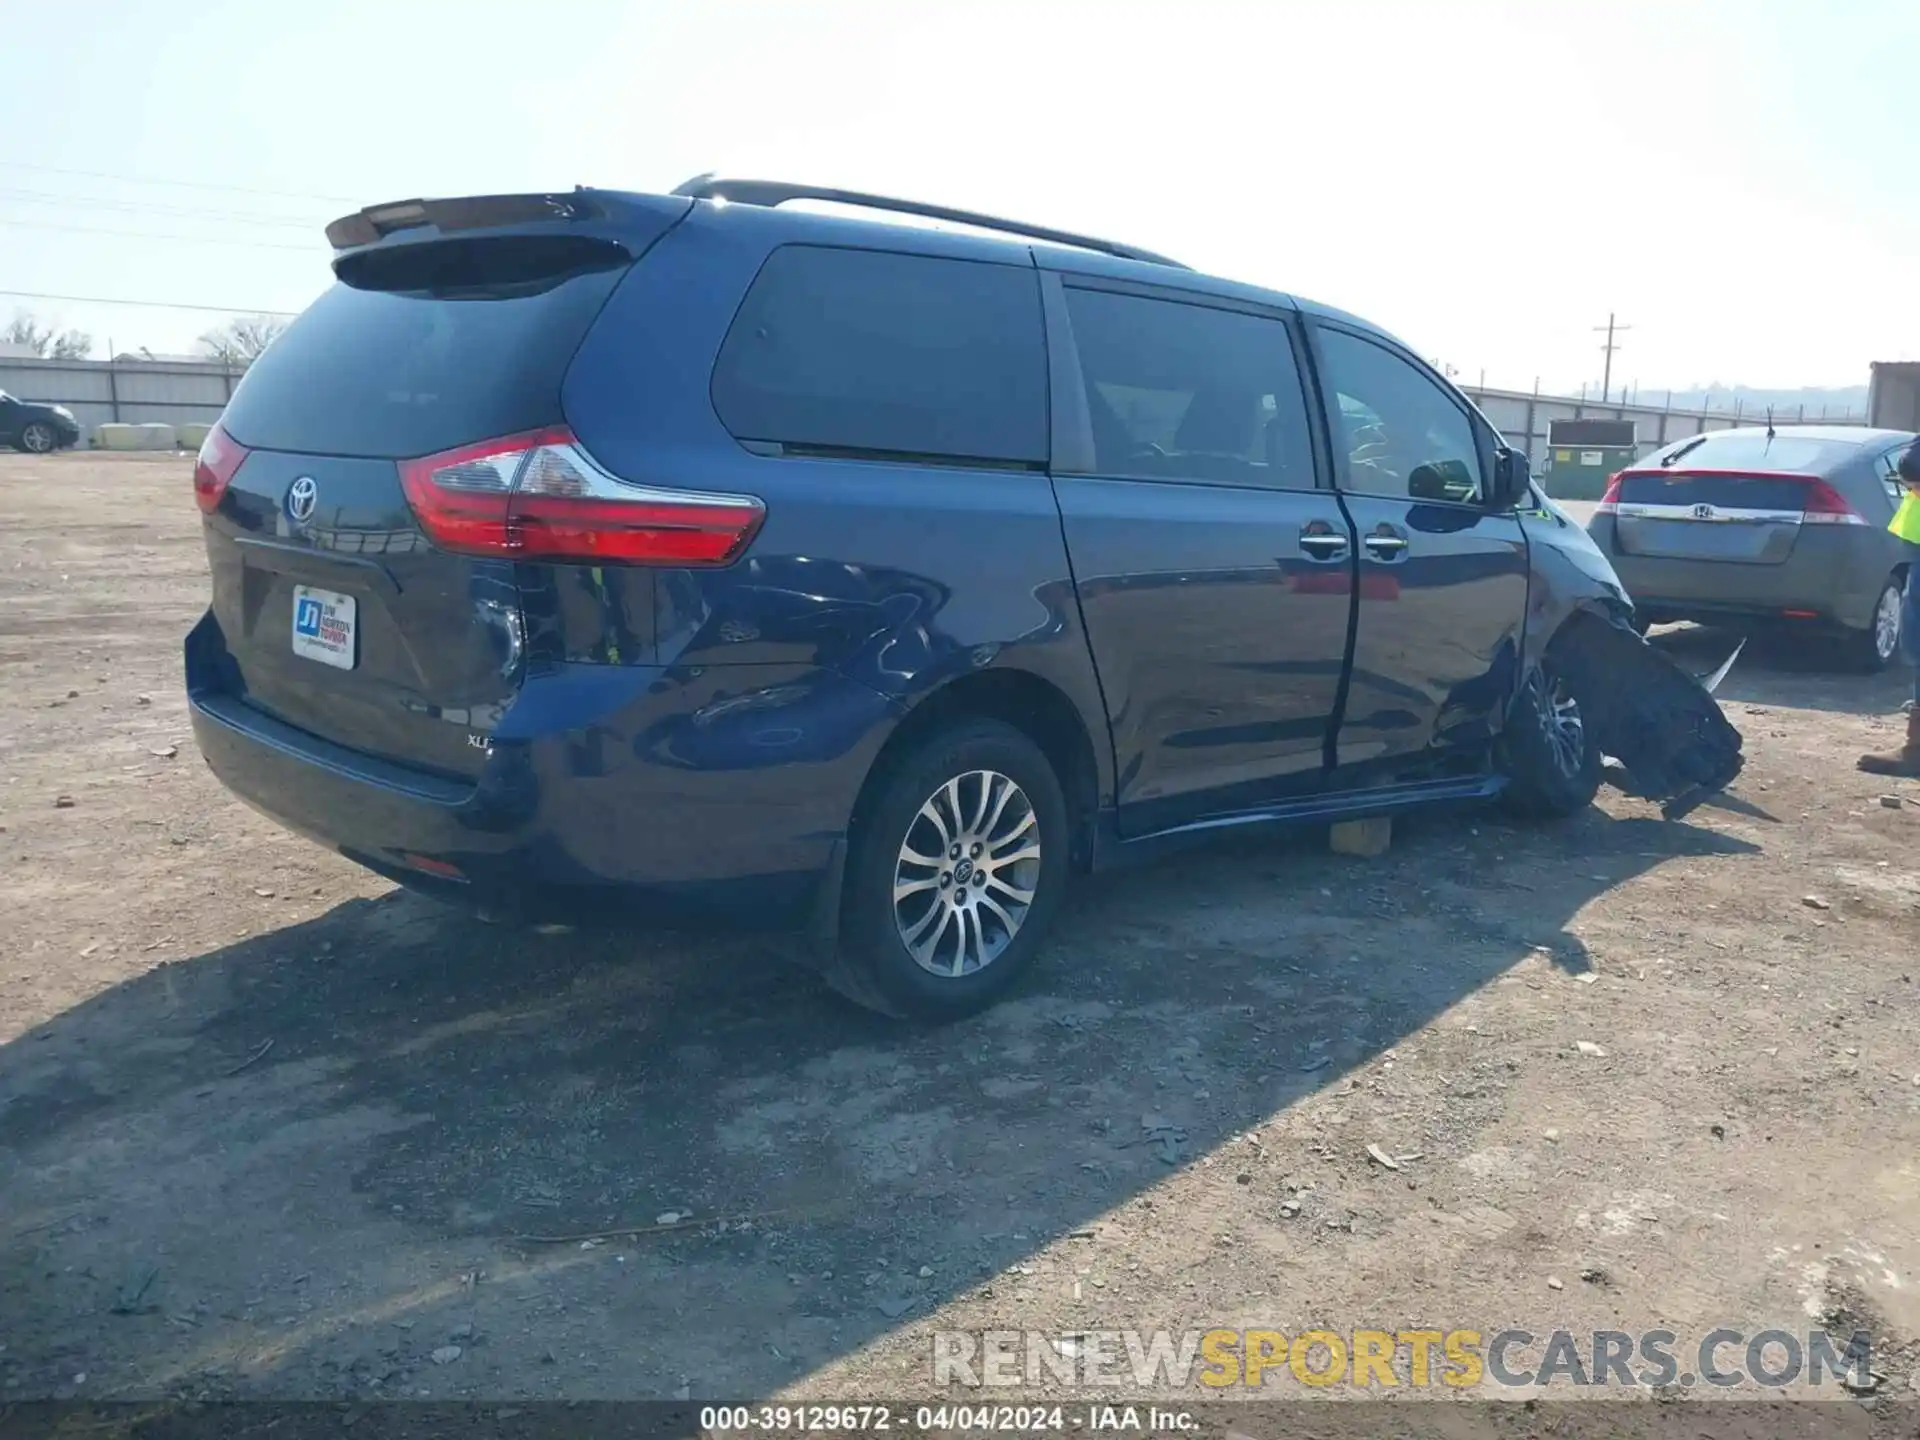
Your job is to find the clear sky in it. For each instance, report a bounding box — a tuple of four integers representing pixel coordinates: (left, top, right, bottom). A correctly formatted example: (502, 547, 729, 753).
(3, 0, 1915, 393)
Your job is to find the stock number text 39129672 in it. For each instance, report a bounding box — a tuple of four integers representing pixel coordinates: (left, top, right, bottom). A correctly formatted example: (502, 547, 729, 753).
(699, 1406, 1075, 1432)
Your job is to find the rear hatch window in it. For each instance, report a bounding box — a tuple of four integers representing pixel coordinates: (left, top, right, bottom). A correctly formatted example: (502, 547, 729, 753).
(220, 235, 629, 459)
(1641, 433, 1847, 475)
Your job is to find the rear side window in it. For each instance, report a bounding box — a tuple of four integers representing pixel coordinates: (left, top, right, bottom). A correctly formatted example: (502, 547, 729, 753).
(1062, 287, 1317, 489)
(1878, 442, 1919, 502)
(220, 236, 630, 459)
(711, 246, 1048, 468)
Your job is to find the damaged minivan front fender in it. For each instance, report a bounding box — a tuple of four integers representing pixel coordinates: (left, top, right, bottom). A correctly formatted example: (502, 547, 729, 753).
(1547, 612, 1744, 819)
(1516, 487, 1744, 818)
(1515, 486, 1635, 669)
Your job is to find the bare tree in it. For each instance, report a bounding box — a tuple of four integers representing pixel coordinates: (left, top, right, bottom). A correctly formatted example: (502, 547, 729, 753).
(197, 315, 288, 366)
(4, 312, 53, 354)
(4, 311, 93, 360)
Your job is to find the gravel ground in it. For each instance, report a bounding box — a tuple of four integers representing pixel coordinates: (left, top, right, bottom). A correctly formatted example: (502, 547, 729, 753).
(2, 452, 1918, 1417)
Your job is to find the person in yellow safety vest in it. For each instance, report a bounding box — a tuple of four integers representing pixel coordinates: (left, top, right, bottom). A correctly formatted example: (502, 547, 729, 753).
(1858, 437, 1920, 776)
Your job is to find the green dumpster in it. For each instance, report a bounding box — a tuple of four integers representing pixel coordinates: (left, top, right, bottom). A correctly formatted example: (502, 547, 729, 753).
(1542, 419, 1637, 500)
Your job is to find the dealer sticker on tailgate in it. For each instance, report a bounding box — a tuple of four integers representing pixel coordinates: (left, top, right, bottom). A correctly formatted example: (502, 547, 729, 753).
(291, 585, 356, 670)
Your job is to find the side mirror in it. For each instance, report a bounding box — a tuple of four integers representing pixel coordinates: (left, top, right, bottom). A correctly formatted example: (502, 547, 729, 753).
(1490, 447, 1529, 507)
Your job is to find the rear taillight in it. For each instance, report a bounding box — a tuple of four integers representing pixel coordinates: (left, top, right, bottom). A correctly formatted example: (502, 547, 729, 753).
(193, 422, 250, 513)
(1797, 478, 1867, 526)
(1596, 472, 1625, 513)
(398, 428, 765, 566)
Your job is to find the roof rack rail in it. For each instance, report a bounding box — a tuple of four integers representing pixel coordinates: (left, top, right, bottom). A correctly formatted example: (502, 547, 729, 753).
(670, 174, 1188, 270)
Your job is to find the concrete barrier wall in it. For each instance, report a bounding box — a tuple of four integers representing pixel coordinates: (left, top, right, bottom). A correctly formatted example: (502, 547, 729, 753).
(93, 423, 180, 451)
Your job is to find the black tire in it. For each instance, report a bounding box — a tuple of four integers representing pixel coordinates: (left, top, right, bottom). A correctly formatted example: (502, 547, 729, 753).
(19, 423, 57, 454)
(829, 719, 1071, 1021)
(1841, 574, 1904, 674)
(1500, 660, 1603, 820)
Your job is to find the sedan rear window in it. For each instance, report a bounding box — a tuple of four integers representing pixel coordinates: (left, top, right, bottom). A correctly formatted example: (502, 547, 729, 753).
(1648, 433, 1852, 474)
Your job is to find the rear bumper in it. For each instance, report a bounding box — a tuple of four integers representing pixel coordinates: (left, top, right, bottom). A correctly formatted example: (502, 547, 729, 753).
(1588, 519, 1892, 630)
(186, 610, 897, 926)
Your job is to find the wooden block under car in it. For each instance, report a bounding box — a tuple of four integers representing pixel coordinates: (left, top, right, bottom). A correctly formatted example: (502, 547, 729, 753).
(1329, 817, 1391, 857)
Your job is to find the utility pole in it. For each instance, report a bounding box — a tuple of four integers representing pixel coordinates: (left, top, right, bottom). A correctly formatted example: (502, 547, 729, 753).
(1594, 313, 1632, 403)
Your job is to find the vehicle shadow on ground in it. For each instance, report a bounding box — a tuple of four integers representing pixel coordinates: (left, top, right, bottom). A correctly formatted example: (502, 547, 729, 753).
(0, 803, 1759, 1400)
(1648, 623, 1912, 717)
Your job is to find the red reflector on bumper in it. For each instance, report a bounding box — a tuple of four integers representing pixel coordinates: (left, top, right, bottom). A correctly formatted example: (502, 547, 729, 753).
(401, 853, 466, 881)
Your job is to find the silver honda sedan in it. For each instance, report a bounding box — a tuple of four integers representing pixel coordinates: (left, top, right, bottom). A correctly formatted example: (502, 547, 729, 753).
(1585, 425, 1917, 670)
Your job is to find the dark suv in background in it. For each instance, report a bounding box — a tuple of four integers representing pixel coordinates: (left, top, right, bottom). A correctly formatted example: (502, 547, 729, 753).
(0, 390, 81, 453)
(184, 177, 1739, 1018)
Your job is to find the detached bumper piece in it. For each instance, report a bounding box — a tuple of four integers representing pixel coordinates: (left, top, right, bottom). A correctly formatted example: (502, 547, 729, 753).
(1556, 618, 1745, 820)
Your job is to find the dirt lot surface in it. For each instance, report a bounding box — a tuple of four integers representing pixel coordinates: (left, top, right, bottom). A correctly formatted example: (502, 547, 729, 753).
(4, 453, 1920, 1416)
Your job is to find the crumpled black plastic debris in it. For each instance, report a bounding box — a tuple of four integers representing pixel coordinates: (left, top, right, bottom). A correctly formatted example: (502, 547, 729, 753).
(1552, 616, 1745, 820)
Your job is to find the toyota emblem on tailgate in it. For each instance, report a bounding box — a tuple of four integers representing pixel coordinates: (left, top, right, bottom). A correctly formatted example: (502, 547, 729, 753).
(286, 476, 318, 523)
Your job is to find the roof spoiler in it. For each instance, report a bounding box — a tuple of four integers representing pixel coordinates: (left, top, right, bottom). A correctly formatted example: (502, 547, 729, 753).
(671, 174, 1188, 270)
(324, 193, 607, 251)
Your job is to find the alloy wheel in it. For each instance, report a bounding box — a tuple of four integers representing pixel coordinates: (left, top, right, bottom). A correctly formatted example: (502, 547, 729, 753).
(892, 769, 1042, 978)
(1873, 583, 1902, 663)
(1542, 673, 1586, 778)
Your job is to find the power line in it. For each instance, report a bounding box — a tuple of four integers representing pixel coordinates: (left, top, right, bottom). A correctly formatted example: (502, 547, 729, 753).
(0, 186, 325, 230)
(0, 159, 355, 205)
(0, 217, 323, 251)
(0, 288, 299, 316)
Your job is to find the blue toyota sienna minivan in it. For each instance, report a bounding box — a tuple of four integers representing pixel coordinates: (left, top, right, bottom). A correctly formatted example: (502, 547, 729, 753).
(185, 177, 1740, 1019)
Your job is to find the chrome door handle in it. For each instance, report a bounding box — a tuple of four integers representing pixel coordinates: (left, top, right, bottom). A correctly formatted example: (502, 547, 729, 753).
(1362, 530, 1410, 562)
(1299, 531, 1350, 562)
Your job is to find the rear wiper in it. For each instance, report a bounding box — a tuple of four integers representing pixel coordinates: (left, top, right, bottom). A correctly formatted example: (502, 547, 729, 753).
(1660, 436, 1708, 468)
